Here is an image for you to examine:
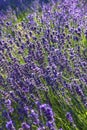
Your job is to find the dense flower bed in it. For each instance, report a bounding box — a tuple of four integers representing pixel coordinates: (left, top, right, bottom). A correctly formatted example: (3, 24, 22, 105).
(0, 0, 87, 130)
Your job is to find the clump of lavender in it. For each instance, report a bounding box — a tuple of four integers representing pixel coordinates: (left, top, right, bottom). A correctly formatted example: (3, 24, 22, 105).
(40, 104, 56, 129)
(0, 0, 87, 130)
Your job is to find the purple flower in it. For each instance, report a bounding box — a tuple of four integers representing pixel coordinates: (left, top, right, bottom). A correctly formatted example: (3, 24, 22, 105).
(21, 122, 30, 130)
(6, 120, 16, 130)
(66, 112, 74, 123)
(2, 110, 10, 120)
(40, 104, 55, 124)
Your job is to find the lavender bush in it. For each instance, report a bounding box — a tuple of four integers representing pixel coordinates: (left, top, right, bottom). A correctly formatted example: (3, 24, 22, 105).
(0, 0, 87, 130)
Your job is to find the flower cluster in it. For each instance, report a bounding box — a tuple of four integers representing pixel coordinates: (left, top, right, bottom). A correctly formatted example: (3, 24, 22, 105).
(0, 0, 87, 130)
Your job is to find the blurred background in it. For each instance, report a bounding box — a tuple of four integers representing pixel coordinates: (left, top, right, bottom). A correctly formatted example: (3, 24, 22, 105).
(0, 0, 50, 11)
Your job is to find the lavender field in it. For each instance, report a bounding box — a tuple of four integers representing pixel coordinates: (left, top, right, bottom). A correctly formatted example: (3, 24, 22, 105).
(0, 0, 87, 130)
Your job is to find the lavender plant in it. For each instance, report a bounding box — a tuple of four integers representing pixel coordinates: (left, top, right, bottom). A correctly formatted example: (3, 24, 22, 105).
(0, 0, 87, 130)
